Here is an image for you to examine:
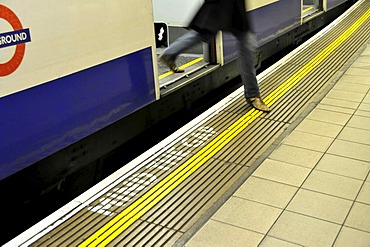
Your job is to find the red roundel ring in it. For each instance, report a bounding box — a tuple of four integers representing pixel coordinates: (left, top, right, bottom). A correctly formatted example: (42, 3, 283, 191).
(0, 5, 26, 77)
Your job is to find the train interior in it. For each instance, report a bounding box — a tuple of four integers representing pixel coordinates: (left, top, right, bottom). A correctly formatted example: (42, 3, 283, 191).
(302, 0, 323, 19)
(153, 0, 217, 91)
(155, 25, 211, 89)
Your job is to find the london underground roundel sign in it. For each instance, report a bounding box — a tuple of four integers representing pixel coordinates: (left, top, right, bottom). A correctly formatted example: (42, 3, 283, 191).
(0, 5, 31, 77)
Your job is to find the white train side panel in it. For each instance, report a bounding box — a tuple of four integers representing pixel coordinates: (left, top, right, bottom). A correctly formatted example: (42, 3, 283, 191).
(0, 1, 158, 179)
(0, 0, 158, 97)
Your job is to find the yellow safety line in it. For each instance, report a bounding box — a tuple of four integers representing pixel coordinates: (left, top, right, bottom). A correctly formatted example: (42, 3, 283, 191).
(158, 57, 204, 80)
(79, 8, 370, 246)
(265, 8, 370, 107)
(302, 6, 314, 14)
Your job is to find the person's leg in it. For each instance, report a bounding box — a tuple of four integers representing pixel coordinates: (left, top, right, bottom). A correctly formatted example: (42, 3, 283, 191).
(234, 31, 270, 112)
(234, 31, 260, 98)
(162, 30, 203, 60)
(161, 30, 214, 72)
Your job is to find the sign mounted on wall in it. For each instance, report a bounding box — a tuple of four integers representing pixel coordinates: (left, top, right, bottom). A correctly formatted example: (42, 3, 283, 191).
(0, 4, 31, 77)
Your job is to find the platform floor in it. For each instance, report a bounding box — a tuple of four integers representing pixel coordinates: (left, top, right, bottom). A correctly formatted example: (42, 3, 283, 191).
(187, 40, 370, 247)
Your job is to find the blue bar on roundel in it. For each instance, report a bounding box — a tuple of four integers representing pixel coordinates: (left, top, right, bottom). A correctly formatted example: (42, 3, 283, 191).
(0, 28, 31, 49)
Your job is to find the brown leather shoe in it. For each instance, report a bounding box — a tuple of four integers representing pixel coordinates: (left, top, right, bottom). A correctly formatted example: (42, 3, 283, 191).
(246, 96, 271, 112)
(159, 55, 184, 73)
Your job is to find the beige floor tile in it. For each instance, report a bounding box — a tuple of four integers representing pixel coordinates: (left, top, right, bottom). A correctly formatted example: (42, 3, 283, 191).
(212, 197, 282, 234)
(319, 97, 360, 110)
(259, 236, 302, 247)
(334, 226, 370, 247)
(269, 144, 323, 169)
(345, 68, 370, 78)
(358, 103, 370, 112)
(356, 110, 370, 118)
(353, 49, 370, 58)
(326, 89, 366, 103)
(268, 211, 341, 247)
(347, 115, 370, 131)
(286, 189, 352, 224)
(307, 108, 352, 125)
(328, 139, 370, 163)
(283, 131, 334, 152)
(350, 54, 370, 63)
(335, 74, 370, 86)
(350, 60, 370, 68)
(315, 154, 370, 180)
(345, 202, 370, 232)
(338, 127, 370, 145)
(361, 45, 370, 56)
(317, 103, 357, 115)
(357, 51, 370, 59)
(186, 219, 264, 247)
(363, 94, 370, 104)
(357, 182, 370, 204)
(235, 176, 298, 209)
(302, 170, 363, 200)
(333, 81, 370, 93)
(295, 119, 343, 138)
(252, 159, 311, 187)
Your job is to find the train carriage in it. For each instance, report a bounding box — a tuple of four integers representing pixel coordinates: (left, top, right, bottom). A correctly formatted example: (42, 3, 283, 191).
(1, 0, 158, 180)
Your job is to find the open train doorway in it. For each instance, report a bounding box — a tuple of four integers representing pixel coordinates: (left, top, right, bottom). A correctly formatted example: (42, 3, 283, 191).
(152, 0, 214, 89)
(302, 0, 323, 19)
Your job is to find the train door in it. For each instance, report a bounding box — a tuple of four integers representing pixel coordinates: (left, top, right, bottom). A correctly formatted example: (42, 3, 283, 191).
(152, 0, 217, 89)
(302, 0, 323, 19)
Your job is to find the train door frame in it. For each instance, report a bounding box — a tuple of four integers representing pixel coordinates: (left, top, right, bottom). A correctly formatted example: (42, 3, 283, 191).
(215, 32, 224, 66)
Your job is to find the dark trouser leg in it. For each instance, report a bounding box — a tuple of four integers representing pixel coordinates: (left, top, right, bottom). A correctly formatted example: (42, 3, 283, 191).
(162, 30, 214, 60)
(233, 31, 260, 98)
